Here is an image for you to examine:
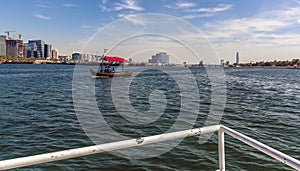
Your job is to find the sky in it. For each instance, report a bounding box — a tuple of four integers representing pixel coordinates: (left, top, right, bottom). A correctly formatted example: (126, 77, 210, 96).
(1, 0, 300, 64)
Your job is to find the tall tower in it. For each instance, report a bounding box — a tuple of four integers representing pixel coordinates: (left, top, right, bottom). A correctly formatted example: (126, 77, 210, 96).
(236, 52, 239, 64)
(0, 35, 6, 56)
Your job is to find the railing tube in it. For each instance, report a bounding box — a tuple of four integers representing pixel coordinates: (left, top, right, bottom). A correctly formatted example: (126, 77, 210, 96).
(218, 129, 225, 171)
(220, 125, 300, 171)
(0, 125, 220, 170)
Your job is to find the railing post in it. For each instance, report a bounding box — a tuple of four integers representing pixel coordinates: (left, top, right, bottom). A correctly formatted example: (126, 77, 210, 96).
(218, 128, 225, 171)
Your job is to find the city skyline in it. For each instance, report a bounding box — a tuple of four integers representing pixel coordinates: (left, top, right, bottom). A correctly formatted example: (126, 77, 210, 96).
(1, 0, 300, 63)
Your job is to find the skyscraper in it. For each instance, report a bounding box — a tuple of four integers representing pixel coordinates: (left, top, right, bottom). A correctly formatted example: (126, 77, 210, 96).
(236, 52, 239, 64)
(0, 35, 6, 56)
(6, 39, 18, 57)
(28, 40, 45, 58)
(51, 49, 58, 59)
(27, 41, 37, 57)
(44, 44, 52, 58)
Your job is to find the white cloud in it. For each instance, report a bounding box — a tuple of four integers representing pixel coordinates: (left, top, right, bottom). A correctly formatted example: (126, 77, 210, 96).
(261, 6, 300, 26)
(118, 14, 148, 26)
(35, 1, 54, 8)
(166, 2, 233, 19)
(206, 18, 291, 33)
(165, 1, 196, 9)
(34, 14, 50, 20)
(293, 0, 300, 5)
(186, 4, 233, 13)
(81, 25, 92, 29)
(203, 5, 300, 44)
(63, 3, 79, 7)
(251, 33, 300, 46)
(182, 13, 215, 19)
(176, 1, 196, 8)
(114, 0, 144, 11)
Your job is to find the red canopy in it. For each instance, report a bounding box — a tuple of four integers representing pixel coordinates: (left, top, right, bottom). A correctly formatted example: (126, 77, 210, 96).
(104, 56, 126, 63)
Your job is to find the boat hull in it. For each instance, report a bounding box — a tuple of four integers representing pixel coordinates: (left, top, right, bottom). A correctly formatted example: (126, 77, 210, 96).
(90, 69, 132, 78)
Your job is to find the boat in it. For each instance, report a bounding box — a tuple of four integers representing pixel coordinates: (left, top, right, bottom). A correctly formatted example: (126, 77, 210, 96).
(90, 69, 132, 78)
(90, 55, 132, 78)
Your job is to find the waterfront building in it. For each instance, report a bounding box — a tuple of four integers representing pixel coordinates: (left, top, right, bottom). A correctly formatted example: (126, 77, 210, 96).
(17, 39, 24, 57)
(6, 39, 18, 57)
(23, 43, 32, 57)
(220, 59, 224, 66)
(44, 44, 52, 59)
(148, 52, 169, 64)
(51, 49, 58, 59)
(27, 41, 38, 57)
(28, 40, 45, 58)
(236, 52, 239, 64)
(72, 52, 81, 61)
(0, 35, 6, 56)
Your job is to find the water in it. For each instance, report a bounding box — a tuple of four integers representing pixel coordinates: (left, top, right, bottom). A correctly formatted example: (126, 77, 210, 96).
(0, 64, 299, 170)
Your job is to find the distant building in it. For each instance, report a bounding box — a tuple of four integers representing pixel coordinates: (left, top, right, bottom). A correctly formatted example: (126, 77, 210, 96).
(236, 52, 239, 64)
(23, 43, 31, 57)
(220, 59, 224, 66)
(44, 44, 52, 59)
(225, 61, 230, 66)
(27, 41, 38, 57)
(148, 52, 169, 64)
(51, 49, 58, 59)
(28, 40, 45, 58)
(0, 35, 6, 56)
(17, 39, 24, 57)
(72, 52, 81, 61)
(6, 39, 18, 57)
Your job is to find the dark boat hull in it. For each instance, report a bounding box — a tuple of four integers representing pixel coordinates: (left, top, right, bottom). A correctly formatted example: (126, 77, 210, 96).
(90, 69, 132, 78)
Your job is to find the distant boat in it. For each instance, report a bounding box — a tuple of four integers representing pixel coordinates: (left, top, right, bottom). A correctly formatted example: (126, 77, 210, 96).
(90, 69, 132, 78)
(90, 56, 132, 78)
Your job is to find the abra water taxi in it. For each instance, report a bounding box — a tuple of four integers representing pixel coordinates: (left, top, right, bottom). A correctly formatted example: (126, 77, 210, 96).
(90, 56, 132, 78)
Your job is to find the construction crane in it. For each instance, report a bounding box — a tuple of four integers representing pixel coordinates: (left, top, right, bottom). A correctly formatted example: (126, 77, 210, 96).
(4, 30, 16, 40)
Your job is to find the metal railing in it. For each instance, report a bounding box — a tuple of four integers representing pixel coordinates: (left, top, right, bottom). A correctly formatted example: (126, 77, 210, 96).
(0, 125, 299, 170)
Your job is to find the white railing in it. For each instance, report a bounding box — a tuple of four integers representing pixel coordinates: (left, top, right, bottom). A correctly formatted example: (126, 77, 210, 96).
(0, 125, 299, 171)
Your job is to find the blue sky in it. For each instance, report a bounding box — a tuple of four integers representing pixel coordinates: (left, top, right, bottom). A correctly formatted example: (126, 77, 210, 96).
(1, 0, 300, 63)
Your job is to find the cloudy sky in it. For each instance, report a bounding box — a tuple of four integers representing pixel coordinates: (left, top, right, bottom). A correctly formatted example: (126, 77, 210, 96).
(1, 0, 300, 63)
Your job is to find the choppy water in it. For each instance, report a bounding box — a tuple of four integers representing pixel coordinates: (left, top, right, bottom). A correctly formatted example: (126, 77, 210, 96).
(0, 64, 299, 171)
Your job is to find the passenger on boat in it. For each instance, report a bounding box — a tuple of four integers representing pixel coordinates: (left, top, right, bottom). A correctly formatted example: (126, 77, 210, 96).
(112, 68, 115, 73)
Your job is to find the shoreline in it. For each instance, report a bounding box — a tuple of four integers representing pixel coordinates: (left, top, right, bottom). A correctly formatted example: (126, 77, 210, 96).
(1, 62, 299, 69)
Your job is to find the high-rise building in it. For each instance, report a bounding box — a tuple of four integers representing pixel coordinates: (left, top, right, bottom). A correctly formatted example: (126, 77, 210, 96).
(17, 39, 24, 57)
(6, 39, 18, 57)
(27, 41, 37, 57)
(28, 40, 45, 58)
(72, 52, 81, 60)
(44, 44, 52, 59)
(236, 52, 239, 64)
(0, 35, 6, 56)
(148, 52, 169, 64)
(51, 49, 58, 59)
(24, 43, 33, 57)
